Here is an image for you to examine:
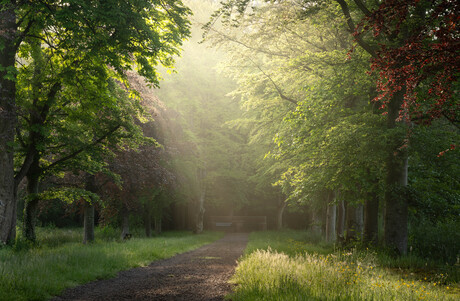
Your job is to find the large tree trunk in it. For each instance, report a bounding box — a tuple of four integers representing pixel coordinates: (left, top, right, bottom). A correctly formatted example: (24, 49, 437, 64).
(275, 198, 287, 230)
(363, 191, 379, 246)
(336, 197, 345, 243)
(83, 201, 95, 244)
(384, 90, 409, 254)
(325, 191, 336, 243)
(0, 6, 17, 245)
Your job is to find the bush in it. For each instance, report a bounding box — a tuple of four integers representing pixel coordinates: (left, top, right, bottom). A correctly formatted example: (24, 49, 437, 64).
(410, 219, 460, 265)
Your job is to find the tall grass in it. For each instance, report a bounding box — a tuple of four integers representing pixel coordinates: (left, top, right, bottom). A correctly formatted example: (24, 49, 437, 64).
(228, 231, 459, 301)
(0, 228, 222, 301)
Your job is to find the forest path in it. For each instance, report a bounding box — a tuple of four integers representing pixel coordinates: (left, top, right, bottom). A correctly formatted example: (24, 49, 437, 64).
(53, 233, 248, 301)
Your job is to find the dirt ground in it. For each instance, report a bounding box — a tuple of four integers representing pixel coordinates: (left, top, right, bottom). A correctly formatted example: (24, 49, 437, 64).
(52, 233, 248, 301)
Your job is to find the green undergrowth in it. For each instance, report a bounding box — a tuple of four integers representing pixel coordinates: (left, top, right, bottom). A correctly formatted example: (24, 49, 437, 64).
(228, 230, 459, 301)
(0, 228, 223, 301)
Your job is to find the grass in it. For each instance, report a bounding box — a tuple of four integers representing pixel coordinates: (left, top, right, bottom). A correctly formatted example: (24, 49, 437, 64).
(0, 227, 223, 301)
(228, 230, 460, 301)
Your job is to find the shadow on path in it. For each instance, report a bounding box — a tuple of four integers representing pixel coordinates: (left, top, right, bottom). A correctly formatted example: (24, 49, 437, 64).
(53, 233, 248, 301)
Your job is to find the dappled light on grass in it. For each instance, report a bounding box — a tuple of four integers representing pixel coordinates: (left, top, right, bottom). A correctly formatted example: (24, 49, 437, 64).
(228, 231, 459, 301)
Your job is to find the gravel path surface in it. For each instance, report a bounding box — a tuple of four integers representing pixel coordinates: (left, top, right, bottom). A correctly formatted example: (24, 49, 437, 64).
(52, 233, 248, 301)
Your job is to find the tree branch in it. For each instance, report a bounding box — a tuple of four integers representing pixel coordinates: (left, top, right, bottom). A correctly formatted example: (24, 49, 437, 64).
(207, 27, 291, 58)
(248, 58, 298, 105)
(353, 0, 372, 17)
(44, 124, 122, 172)
(335, 0, 377, 57)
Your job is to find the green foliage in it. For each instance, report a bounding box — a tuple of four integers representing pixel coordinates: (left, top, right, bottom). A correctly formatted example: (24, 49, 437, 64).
(410, 219, 460, 266)
(0, 229, 222, 301)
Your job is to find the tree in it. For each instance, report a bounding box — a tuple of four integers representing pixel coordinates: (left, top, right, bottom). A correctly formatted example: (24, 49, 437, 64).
(0, 2, 19, 244)
(0, 0, 191, 244)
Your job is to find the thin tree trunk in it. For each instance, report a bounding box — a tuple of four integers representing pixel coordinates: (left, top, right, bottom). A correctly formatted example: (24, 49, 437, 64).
(144, 204, 152, 237)
(195, 168, 206, 234)
(345, 202, 356, 242)
(384, 89, 409, 254)
(311, 207, 322, 236)
(0, 6, 17, 244)
(120, 206, 130, 240)
(275, 198, 287, 230)
(83, 201, 95, 244)
(83, 174, 96, 244)
(24, 171, 39, 242)
(23, 153, 42, 243)
(154, 215, 162, 235)
(364, 191, 379, 246)
(326, 190, 336, 243)
(336, 197, 345, 243)
(195, 195, 205, 234)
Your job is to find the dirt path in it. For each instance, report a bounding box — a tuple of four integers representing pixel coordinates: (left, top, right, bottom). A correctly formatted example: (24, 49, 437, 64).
(53, 233, 248, 301)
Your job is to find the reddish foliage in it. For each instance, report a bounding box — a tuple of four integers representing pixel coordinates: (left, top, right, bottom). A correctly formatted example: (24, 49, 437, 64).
(357, 0, 459, 126)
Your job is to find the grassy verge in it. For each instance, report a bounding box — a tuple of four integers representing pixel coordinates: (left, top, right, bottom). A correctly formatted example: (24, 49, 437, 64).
(0, 228, 223, 301)
(228, 230, 459, 301)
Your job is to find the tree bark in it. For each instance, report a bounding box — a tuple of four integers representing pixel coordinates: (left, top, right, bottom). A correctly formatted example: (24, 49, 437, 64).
(83, 201, 95, 244)
(83, 174, 96, 244)
(384, 90, 409, 254)
(275, 198, 287, 230)
(144, 204, 152, 237)
(325, 191, 336, 243)
(0, 5, 17, 245)
(336, 197, 345, 243)
(23, 168, 39, 242)
(154, 215, 162, 235)
(310, 207, 323, 236)
(363, 191, 379, 246)
(345, 203, 363, 242)
(195, 168, 206, 234)
(120, 206, 130, 240)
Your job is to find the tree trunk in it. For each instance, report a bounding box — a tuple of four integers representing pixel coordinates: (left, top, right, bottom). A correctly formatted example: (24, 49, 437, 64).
(120, 206, 130, 240)
(144, 204, 152, 237)
(83, 174, 96, 244)
(275, 198, 287, 230)
(311, 207, 322, 236)
(83, 201, 95, 244)
(384, 90, 409, 254)
(154, 215, 162, 235)
(336, 197, 345, 243)
(195, 168, 206, 234)
(345, 203, 363, 242)
(24, 170, 39, 242)
(195, 196, 205, 234)
(325, 191, 336, 243)
(363, 191, 379, 246)
(0, 6, 17, 245)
